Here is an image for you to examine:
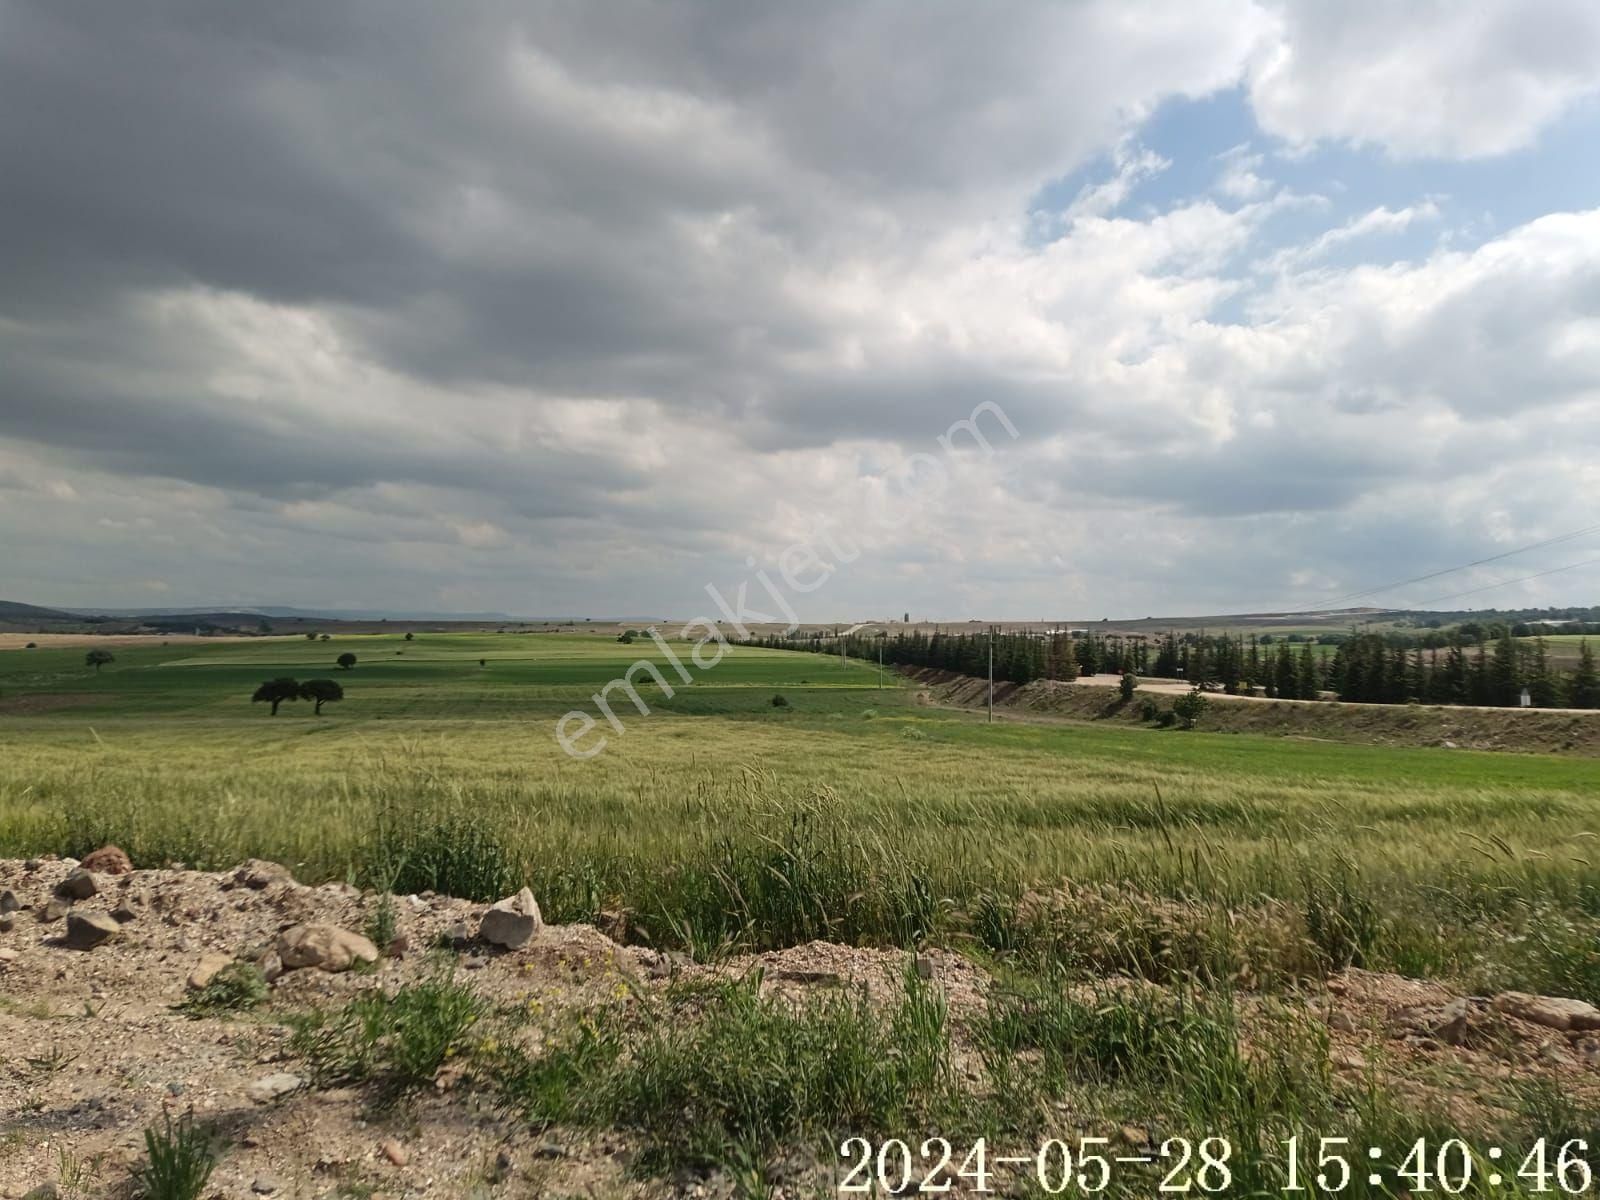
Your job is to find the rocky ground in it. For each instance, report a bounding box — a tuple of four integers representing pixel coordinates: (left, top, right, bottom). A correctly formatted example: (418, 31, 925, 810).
(3, 854, 1599, 1198)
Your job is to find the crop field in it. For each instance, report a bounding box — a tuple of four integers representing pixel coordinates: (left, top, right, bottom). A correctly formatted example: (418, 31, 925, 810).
(6, 632, 1600, 1193)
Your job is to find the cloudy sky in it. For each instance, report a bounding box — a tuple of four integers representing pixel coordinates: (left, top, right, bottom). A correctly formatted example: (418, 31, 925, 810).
(3, 1, 1600, 620)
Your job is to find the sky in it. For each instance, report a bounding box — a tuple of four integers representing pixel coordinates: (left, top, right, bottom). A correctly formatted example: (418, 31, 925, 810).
(3, 1, 1600, 621)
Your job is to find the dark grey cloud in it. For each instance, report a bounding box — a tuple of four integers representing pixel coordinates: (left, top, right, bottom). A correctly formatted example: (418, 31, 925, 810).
(3, 0, 1600, 615)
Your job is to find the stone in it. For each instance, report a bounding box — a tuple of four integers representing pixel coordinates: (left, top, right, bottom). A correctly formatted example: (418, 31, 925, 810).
(187, 952, 234, 990)
(1326, 1010, 1356, 1033)
(78, 845, 133, 875)
(0, 888, 18, 913)
(380, 1138, 409, 1166)
(64, 911, 120, 950)
(276, 923, 379, 973)
(0, 914, 13, 932)
(387, 933, 412, 959)
(442, 921, 472, 949)
(39, 896, 70, 923)
(55, 869, 101, 901)
(110, 901, 138, 923)
(1492, 991, 1600, 1032)
(1331, 1048, 1368, 1072)
(914, 955, 935, 980)
(0, 948, 18, 966)
(1119, 1125, 1148, 1148)
(22, 1185, 59, 1200)
(478, 887, 543, 948)
(1433, 998, 1477, 1046)
(247, 1073, 303, 1103)
(250, 1177, 282, 1195)
(235, 859, 294, 890)
(258, 951, 284, 983)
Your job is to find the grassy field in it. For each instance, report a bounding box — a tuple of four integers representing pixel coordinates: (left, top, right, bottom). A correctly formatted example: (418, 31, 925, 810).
(6, 632, 1600, 1191)
(3, 632, 1599, 979)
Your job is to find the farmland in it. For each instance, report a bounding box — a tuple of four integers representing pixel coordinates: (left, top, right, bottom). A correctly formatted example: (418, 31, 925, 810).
(5, 632, 1600, 1193)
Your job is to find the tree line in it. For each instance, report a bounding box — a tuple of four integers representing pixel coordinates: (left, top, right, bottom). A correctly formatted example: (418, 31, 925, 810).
(745, 625, 1600, 709)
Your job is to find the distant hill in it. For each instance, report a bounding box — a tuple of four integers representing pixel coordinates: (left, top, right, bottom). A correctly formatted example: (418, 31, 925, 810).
(58, 604, 533, 622)
(0, 600, 78, 622)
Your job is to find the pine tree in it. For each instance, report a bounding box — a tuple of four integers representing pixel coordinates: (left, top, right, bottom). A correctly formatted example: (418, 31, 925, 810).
(1571, 640, 1599, 709)
(1273, 644, 1296, 699)
(1490, 629, 1521, 706)
(1297, 643, 1320, 699)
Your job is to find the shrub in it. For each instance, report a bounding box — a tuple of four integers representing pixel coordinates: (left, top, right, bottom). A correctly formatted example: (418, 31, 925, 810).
(134, 1110, 218, 1200)
(1119, 671, 1138, 701)
(337, 652, 357, 670)
(1157, 710, 1177, 728)
(770, 693, 789, 708)
(497, 968, 957, 1174)
(1172, 688, 1209, 730)
(1138, 697, 1162, 722)
(180, 962, 268, 1016)
(290, 973, 485, 1093)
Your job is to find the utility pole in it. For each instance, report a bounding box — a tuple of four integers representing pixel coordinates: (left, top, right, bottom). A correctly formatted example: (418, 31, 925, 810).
(878, 634, 883, 689)
(988, 626, 994, 724)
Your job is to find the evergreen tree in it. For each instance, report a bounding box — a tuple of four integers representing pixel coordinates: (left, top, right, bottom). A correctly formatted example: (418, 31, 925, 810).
(1297, 643, 1320, 699)
(1572, 640, 1600, 709)
(1490, 629, 1521, 706)
(1273, 644, 1296, 699)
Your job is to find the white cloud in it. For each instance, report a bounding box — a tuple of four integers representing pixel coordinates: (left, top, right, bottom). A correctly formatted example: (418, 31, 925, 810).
(1248, 0, 1600, 158)
(5, 2, 1600, 616)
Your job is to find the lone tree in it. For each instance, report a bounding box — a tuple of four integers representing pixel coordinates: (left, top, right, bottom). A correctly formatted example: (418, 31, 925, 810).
(1119, 671, 1138, 702)
(337, 652, 357, 670)
(251, 677, 301, 716)
(85, 649, 115, 673)
(1172, 688, 1209, 730)
(404, 631, 415, 641)
(299, 678, 344, 715)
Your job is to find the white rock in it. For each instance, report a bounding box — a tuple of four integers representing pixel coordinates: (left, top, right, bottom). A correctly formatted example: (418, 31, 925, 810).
(478, 887, 543, 948)
(276, 923, 378, 973)
(247, 1072, 303, 1103)
(1492, 991, 1600, 1032)
(187, 952, 234, 990)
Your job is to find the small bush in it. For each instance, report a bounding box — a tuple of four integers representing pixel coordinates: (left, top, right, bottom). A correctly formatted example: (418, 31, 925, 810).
(770, 694, 789, 708)
(497, 967, 957, 1174)
(1119, 671, 1138, 701)
(134, 1110, 218, 1200)
(1139, 697, 1162, 722)
(1157, 710, 1177, 728)
(290, 973, 485, 1094)
(1172, 688, 1209, 729)
(180, 962, 268, 1016)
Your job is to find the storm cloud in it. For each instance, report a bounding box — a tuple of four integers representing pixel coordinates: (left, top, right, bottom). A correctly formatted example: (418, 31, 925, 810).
(3, 0, 1599, 618)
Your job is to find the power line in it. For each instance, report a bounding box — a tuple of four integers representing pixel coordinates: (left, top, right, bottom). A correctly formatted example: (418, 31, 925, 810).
(1405, 554, 1600, 609)
(1305, 520, 1600, 611)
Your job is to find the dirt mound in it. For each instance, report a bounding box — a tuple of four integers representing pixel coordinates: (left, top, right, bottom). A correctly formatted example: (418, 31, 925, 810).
(4, 855, 1598, 1196)
(906, 666, 1600, 756)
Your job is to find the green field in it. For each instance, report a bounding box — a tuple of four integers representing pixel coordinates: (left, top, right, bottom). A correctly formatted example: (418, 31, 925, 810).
(7, 631, 1600, 1190)
(3, 632, 1599, 980)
